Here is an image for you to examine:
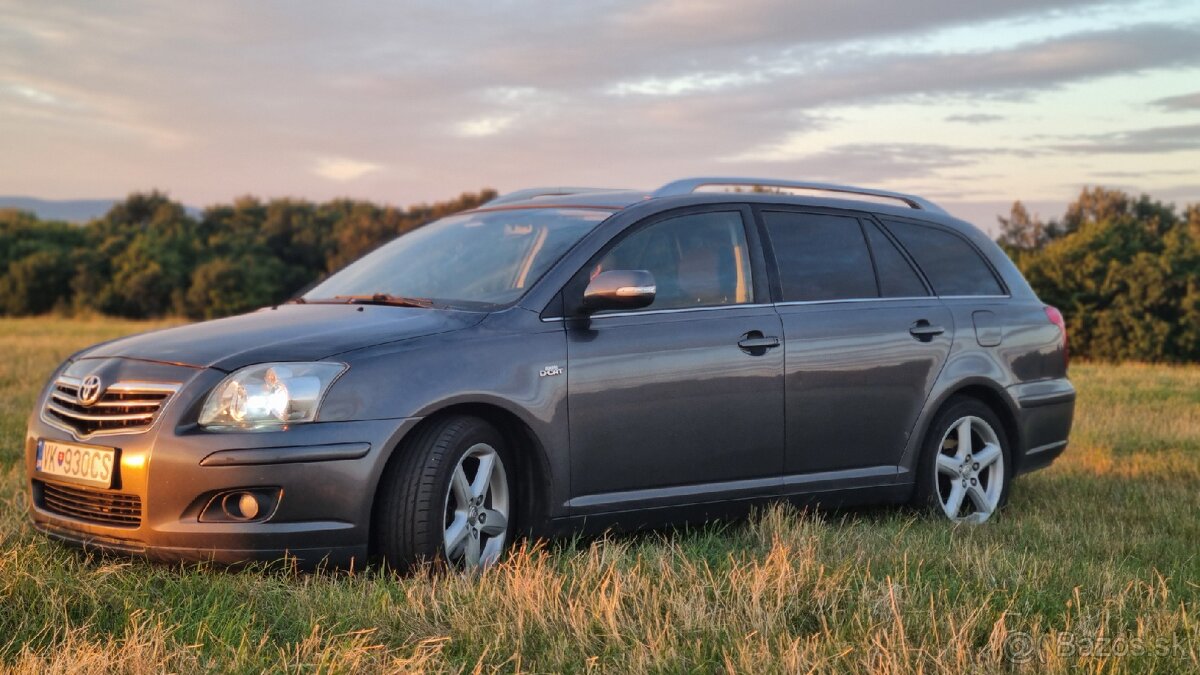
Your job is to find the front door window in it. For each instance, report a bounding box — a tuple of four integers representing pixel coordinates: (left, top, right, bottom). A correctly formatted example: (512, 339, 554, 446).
(590, 211, 753, 311)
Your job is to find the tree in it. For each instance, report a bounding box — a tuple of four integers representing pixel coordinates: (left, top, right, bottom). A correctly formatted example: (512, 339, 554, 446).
(76, 192, 199, 317)
(0, 210, 87, 314)
(183, 256, 289, 319)
(0, 188, 496, 320)
(1005, 187, 1200, 362)
(996, 201, 1062, 253)
(0, 249, 74, 314)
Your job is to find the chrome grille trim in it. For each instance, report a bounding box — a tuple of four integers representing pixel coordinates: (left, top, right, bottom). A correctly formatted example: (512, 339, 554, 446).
(41, 376, 180, 439)
(45, 401, 157, 422)
(50, 391, 162, 409)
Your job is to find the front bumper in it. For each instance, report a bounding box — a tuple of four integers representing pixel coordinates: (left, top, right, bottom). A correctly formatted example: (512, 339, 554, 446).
(26, 359, 418, 567)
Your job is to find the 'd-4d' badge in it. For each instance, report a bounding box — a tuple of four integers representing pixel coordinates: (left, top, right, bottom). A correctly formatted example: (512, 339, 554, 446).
(538, 365, 563, 377)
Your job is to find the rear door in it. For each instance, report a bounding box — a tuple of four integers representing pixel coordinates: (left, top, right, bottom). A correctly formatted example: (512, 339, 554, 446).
(757, 208, 953, 483)
(877, 215, 1013, 351)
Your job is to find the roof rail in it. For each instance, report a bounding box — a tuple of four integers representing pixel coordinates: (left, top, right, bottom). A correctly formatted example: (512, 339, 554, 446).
(652, 177, 945, 213)
(486, 187, 622, 206)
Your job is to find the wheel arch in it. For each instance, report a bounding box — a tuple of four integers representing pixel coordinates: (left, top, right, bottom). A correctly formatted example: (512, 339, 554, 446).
(912, 378, 1024, 474)
(368, 399, 555, 555)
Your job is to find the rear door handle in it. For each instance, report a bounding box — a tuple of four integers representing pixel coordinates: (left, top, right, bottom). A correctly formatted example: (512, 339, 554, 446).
(909, 320, 945, 342)
(738, 332, 781, 353)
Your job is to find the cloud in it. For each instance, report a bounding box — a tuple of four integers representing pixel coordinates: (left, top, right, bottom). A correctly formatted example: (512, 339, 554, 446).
(1048, 123, 1200, 154)
(312, 157, 383, 182)
(1091, 168, 1195, 178)
(1151, 91, 1200, 110)
(730, 143, 1001, 184)
(454, 115, 517, 138)
(946, 113, 1005, 124)
(607, 72, 763, 97)
(768, 25, 1198, 104)
(450, 86, 563, 137)
(612, 0, 1112, 53)
(0, 75, 189, 149)
(7, 82, 58, 105)
(2, 0, 1199, 209)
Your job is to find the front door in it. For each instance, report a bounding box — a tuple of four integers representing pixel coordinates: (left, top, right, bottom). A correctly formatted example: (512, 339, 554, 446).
(564, 208, 785, 513)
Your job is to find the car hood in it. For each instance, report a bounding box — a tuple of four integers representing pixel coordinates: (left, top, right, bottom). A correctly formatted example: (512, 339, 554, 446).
(80, 304, 485, 371)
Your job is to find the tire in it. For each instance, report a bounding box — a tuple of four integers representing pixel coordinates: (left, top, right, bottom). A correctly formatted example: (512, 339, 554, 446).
(374, 415, 514, 572)
(912, 397, 1011, 524)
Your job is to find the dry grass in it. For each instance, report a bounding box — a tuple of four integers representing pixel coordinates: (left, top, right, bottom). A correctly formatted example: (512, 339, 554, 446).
(1, 318, 1197, 673)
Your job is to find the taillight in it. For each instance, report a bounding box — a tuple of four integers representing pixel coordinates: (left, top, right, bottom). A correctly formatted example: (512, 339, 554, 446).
(1044, 305, 1068, 370)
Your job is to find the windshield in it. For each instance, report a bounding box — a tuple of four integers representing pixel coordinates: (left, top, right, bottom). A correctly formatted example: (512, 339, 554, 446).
(304, 208, 611, 309)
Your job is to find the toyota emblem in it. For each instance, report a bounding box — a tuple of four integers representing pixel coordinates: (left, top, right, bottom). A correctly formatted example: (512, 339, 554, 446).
(78, 375, 104, 406)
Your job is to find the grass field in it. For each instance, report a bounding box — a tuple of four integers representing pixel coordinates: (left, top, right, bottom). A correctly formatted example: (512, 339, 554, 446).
(1, 317, 1197, 673)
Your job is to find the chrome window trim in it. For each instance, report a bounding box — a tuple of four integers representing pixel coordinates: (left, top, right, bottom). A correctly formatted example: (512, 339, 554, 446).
(543, 293, 1016, 320)
(774, 296, 930, 307)
(40, 378, 181, 441)
(775, 294, 1012, 307)
(541, 302, 773, 322)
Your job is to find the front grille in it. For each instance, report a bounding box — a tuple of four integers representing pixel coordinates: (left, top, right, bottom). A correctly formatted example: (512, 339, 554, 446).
(38, 480, 142, 527)
(44, 377, 178, 438)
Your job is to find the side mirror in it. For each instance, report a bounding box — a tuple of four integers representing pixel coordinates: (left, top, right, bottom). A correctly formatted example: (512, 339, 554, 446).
(581, 270, 656, 313)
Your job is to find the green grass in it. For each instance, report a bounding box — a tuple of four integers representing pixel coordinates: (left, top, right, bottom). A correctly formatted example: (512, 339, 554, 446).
(1, 317, 1197, 673)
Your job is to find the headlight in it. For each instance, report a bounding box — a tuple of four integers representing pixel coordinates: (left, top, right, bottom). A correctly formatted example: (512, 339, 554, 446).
(198, 362, 347, 431)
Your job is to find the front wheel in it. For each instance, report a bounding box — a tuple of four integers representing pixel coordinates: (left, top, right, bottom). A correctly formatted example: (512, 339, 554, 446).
(913, 398, 1010, 523)
(374, 416, 513, 572)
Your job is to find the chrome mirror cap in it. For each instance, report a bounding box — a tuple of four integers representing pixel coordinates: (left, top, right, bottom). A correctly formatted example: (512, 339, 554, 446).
(582, 270, 656, 313)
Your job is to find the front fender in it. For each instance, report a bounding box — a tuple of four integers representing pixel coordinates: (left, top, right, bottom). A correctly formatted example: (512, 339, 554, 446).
(320, 311, 570, 517)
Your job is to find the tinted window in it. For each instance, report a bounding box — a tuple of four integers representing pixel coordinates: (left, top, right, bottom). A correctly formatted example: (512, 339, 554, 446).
(591, 211, 753, 311)
(763, 212, 877, 302)
(864, 221, 928, 297)
(881, 219, 1005, 296)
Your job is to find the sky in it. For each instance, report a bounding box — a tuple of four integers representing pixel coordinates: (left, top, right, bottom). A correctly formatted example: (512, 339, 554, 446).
(2, 0, 1200, 232)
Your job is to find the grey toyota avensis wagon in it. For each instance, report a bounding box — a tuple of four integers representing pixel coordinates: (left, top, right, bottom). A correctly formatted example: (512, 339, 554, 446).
(26, 177, 1075, 570)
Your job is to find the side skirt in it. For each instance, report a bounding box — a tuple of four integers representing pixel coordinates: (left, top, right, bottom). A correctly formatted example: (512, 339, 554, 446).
(552, 477, 911, 538)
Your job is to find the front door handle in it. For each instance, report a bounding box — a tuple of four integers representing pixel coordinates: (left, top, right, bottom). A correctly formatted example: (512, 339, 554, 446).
(909, 320, 945, 342)
(738, 331, 781, 354)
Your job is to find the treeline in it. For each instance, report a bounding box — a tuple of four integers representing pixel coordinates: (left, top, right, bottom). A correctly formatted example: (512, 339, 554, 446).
(3, 186, 1198, 362)
(998, 187, 1200, 362)
(0, 190, 495, 319)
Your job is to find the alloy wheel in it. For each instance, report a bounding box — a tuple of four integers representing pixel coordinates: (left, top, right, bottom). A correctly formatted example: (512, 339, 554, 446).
(934, 416, 1005, 523)
(443, 443, 509, 569)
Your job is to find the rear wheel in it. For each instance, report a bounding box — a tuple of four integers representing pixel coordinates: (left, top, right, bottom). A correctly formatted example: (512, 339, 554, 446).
(913, 398, 1010, 523)
(374, 416, 513, 572)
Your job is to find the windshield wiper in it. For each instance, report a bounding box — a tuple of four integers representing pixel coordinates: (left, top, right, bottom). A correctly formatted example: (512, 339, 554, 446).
(331, 293, 436, 308)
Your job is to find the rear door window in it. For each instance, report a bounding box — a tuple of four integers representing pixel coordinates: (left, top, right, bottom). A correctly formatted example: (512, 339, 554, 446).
(881, 219, 1005, 296)
(762, 211, 877, 302)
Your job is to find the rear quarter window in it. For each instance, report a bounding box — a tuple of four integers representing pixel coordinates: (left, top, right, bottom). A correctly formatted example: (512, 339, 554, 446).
(880, 218, 1005, 296)
(863, 220, 928, 297)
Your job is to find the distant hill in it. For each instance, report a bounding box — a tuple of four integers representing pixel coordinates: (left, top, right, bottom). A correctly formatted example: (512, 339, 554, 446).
(0, 196, 204, 222)
(0, 197, 117, 222)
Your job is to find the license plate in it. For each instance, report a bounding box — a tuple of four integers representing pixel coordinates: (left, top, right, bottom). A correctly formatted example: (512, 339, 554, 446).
(36, 439, 117, 489)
